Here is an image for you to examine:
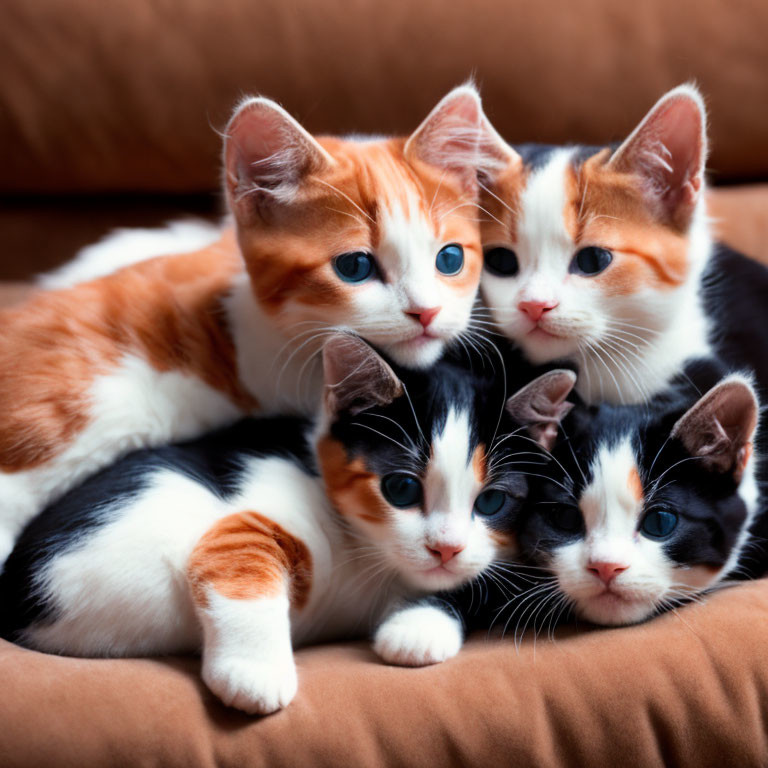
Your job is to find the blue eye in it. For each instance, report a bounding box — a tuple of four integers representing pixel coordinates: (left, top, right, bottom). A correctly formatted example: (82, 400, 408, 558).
(484, 247, 519, 277)
(436, 244, 464, 275)
(640, 509, 678, 539)
(551, 506, 583, 533)
(333, 252, 375, 283)
(381, 473, 422, 508)
(569, 246, 613, 276)
(474, 489, 507, 516)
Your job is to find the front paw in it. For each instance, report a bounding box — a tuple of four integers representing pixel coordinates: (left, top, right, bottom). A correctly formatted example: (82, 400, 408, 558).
(202, 654, 298, 715)
(373, 604, 463, 667)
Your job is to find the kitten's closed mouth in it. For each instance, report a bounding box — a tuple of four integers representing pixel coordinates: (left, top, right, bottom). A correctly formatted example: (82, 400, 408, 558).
(404, 331, 441, 346)
(590, 587, 637, 606)
(422, 563, 458, 577)
(528, 325, 564, 340)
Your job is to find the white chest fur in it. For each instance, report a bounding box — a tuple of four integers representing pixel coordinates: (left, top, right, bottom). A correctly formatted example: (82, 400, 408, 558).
(224, 276, 326, 417)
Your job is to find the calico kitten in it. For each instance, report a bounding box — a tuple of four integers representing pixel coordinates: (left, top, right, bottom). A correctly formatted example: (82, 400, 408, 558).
(0, 85, 512, 565)
(509, 363, 762, 628)
(0, 334, 576, 713)
(478, 83, 768, 406)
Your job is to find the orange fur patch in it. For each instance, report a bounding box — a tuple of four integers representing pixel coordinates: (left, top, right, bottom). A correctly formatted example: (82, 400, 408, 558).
(565, 152, 690, 294)
(471, 443, 487, 485)
(316, 436, 390, 524)
(478, 159, 527, 251)
(627, 466, 644, 503)
(236, 136, 484, 319)
(489, 529, 518, 549)
(479, 147, 691, 295)
(0, 230, 256, 471)
(187, 511, 312, 610)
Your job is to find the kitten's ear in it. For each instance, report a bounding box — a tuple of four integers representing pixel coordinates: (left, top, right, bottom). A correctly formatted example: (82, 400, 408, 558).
(224, 96, 335, 210)
(322, 334, 404, 418)
(506, 370, 577, 451)
(607, 84, 707, 229)
(671, 375, 758, 481)
(405, 84, 518, 185)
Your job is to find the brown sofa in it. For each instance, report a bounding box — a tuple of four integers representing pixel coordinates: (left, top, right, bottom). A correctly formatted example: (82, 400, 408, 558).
(2, 0, 768, 765)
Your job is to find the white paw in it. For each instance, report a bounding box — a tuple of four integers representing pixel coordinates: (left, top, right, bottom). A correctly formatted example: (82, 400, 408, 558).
(373, 604, 463, 667)
(203, 654, 298, 715)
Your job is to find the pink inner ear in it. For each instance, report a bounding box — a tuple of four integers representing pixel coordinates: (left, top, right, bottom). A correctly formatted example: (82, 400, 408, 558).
(659, 100, 703, 187)
(227, 109, 291, 193)
(609, 88, 706, 227)
(225, 99, 332, 204)
(671, 378, 758, 475)
(322, 335, 403, 416)
(406, 87, 484, 180)
(505, 369, 576, 449)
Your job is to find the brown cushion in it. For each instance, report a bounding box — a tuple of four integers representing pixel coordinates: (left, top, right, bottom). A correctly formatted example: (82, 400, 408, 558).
(0, 196, 219, 282)
(708, 185, 768, 265)
(1, 0, 767, 193)
(2, 579, 768, 767)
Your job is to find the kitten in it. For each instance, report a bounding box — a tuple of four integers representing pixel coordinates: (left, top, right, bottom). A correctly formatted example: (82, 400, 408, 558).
(0, 334, 576, 713)
(0, 85, 511, 565)
(478, 83, 768, 405)
(508, 363, 762, 628)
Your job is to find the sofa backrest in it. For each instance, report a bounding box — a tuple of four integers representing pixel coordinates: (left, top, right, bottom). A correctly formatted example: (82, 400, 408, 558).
(2, 0, 767, 195)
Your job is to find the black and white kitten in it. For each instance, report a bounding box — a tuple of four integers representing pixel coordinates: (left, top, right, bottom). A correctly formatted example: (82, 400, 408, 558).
(507, 361, 763, 627)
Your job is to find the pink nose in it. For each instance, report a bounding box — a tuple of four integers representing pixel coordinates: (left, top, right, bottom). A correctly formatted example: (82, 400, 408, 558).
(426, 543, 465, 564)
(518, 300, 558, 322)
(587, 561, 629, 584)
(406, 306, 441, 328)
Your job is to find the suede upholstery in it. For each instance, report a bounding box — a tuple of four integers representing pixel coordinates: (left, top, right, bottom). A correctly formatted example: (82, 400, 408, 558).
(3, 580, 768, 768)
(2, 0, 768, 764)
(2, 0, 768, 195)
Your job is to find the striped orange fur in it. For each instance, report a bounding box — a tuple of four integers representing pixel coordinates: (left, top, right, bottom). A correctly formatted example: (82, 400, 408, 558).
(0, 231, 252, 471)
(187, 511, 313, 610)
(316, 436, 390, 525)
(236, 136, 483, 320)
(564, 152, 690, 294)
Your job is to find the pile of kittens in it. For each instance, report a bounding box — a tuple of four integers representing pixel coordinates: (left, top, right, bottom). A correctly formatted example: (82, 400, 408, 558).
(0, 83, 766, 715)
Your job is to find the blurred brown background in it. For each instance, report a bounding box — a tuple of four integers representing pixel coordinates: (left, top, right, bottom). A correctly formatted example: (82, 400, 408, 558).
(2, 0, 767, 280)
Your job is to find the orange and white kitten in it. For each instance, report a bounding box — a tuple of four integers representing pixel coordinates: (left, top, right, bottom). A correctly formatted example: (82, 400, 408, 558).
(0, 85, 509, 564)
(479, 84, 719, 405)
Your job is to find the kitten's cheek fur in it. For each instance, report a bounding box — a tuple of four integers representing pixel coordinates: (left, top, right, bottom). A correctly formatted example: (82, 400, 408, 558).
(373, 604, 463, 667)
